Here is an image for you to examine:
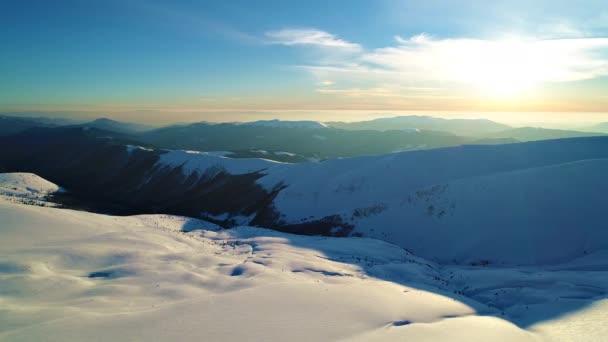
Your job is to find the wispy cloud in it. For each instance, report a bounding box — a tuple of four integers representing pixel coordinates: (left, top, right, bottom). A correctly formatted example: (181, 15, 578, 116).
(316, 87, 459, 101)
(316, 87, 397, 97)
(129, 0, 262, 44)
(265, 28, 361, 52)
(277, 28, 608, 102)
(365, 34, 608, 84)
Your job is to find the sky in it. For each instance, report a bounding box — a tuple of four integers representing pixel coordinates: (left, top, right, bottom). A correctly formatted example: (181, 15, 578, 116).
(1, 0, 608, 125)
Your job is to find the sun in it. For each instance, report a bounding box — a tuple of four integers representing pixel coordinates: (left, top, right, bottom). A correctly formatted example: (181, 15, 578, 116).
(455, 38, 544, 98)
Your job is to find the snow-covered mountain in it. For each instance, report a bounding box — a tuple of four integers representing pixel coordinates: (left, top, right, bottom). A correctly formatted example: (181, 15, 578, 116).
(156, 136, 608, 264)
(0, 172, 62, 203)
(242, 119, 328, 129)
(3, 128, 608, 267)
(2, 189, 608, 341)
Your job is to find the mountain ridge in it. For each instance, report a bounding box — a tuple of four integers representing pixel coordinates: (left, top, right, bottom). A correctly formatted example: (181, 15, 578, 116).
(3, 128, 608, 264)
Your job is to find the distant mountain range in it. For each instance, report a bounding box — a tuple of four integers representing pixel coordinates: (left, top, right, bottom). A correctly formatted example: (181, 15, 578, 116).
(0, 115, 154, 136)
(242, 119, 328, 129)
(137, 122, 470, 160)
(0, 115, 81, 136)
(481, 127, 605, 141)
(582, 122, 608, 133)
(325, 115, 512, 136)
(1, 114, 606, 162)
(70, 118, 155, 133)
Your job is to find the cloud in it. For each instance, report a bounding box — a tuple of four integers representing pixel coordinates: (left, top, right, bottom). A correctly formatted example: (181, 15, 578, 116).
(316, 87, 396, 97)
(129, 1, 262, 44)
(266, 29, 361, 51)
(364, 35, 608, 84)
(281, 29, 608, 101)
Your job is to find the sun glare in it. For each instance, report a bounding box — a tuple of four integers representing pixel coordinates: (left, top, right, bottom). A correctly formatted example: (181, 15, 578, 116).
(455, 39, 544, 98)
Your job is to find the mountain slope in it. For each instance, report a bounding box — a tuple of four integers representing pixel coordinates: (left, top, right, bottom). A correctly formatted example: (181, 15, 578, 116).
(0, 115, 75, 136)
(242, 119, 328, 129)
(482, 127, 605, 141)
(0, 172, 62, 202)
(74, 118, 155, 133)
(3, 129, 608, 265)
(326, 115, 511, 136)
(327, 158, 608, 265)
(161, 136, 608, 264)
(2, 188, 608, 341)
(0, 199, 508, 341)
(140, 122, 472, 160)
(581, 122, 608, 133)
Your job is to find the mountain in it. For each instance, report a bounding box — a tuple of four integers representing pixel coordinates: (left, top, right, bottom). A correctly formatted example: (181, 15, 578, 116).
(139, 122, 472, 160)
(482, 127, 605, 141)
(0, 113, 81, 125)
(0, 114, 79, 136)
(3, 128, 608, 265)
(326, 115, 512, 136)
(0, 172, 62, 202)
(582, 122, 608, 133)
(74, 118, 155, 133)
(251, 137, 608, 265)
(471, 137, 520, 145)
(2, 176, 608, 341)
(0, 115, 154, 137)
(242, 119, 328, 129)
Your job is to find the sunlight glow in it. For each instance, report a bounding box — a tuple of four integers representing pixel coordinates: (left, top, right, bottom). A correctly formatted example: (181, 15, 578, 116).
(362, 35, 608, 99)
(461, 40, 541, 97)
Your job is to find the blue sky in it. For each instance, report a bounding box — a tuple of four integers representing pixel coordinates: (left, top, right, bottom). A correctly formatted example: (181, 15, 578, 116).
(1, 0, 608, 124)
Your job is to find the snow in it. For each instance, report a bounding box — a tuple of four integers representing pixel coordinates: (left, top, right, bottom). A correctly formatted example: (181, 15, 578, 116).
(125, 145, 153, 153)
(242, 119, 329, 129)
(187, 150, 235, 157)
(157, 149, 280, 176)
(252, 138, 608, 264)
(0, 173, 62, 202)
(148, 137, 608, 265)
(338, 158, 608, 265)
(1, 194, 607, 341)
(275, 151, 297, 157)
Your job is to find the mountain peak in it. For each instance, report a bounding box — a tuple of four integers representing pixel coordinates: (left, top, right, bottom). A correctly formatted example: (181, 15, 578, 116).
(242, 119, 328, 129)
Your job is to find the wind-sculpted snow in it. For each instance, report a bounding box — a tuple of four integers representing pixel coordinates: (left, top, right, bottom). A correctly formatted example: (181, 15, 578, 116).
(1, 197, 608, 341)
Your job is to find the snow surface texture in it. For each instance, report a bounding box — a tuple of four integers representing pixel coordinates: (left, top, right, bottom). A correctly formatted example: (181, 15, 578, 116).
(1, 197, 608, 341)
(158, 149, 279, 177)
(0, 173, 62, 204)
(157, 137, 608, 265)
